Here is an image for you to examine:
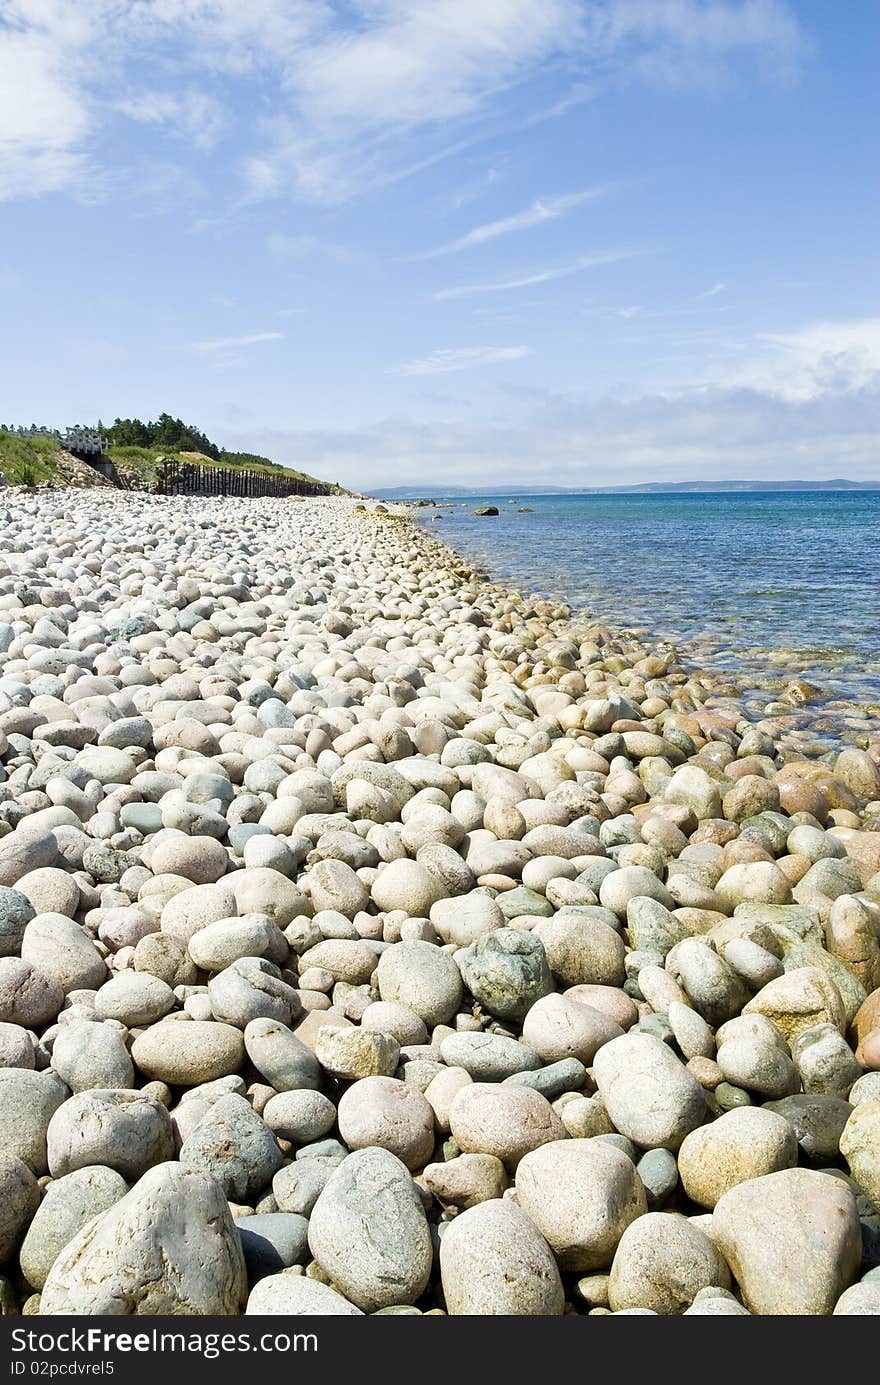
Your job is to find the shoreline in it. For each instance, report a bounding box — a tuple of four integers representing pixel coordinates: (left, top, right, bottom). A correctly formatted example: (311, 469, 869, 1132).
(404, 498, 880, 754)
(0, 486, 878, 1317)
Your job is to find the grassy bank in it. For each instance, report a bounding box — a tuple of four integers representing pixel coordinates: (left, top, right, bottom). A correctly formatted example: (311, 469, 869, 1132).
(107, 445, 344, 490)
(0, 431, 342, 493)
(0, 432, 66, 485)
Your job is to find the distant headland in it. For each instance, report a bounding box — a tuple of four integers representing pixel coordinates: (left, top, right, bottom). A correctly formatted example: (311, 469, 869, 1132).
(373, 479, 880, 499)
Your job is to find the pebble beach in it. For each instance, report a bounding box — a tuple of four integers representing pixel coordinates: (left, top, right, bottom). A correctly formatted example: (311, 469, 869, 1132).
(0, 487, 879, 1317)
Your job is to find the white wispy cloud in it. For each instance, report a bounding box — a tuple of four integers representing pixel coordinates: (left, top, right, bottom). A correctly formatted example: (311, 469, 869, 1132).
(433, 250, 639, 300)
(395, 345, 532, 376)
(0, 3, 93, 199)
(699, 281, 728, 298)
(523, 82, 595, 126)
(0, 1, 807, 204)
(187, 332, 283, 354)
(115, 89, 226, 150)
(411, 189, 608, 260)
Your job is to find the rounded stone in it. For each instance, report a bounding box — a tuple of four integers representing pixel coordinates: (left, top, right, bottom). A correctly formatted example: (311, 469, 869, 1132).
(840, 1101, 880, 1211)
(744, 966, 847, 1043)
(592, 1033, 707, 1151)
(521, 993, 623, 1065)
(315, 1026, 400, 1080)
(449, 1082, 566, 1169)
(609, 1212, 731, 1314)
(667, 1001, 715, 1060)
(160, 882, 237, 945)
(764, 1093, 854, 1162)
(21, 914, 106, 993)
(15, 868, 79, 919)
(0, 1021, 35, 1069)
(430, 894, 504, 947)
(678, 1107, 799, 1207)
(0, 957, 64, 1027)
(850, 1072, 880, 1106)
(0, 828, 59, 890)
(244, 1017, 322, 1092)
(307, 859, 370, 918)
(715, 1035, 799, 1100)
(423, 1065, 473, 1133)
(371, 860, 444, 917)
(359, 1000, 428, 1045)
(714, 862, 792, 911)
(439, 1199, 564, 1316)
(187, 916, 275, 972)
(245, 1274, 362, 1315)
(230, 868, 309, 928)
(0, 886, 35, 957)
(337, 1076, 435, 1169)
(456, 929, 553, 1021)
(834, 1282, 880, 1315)
(0, 1068, 69, 1174)
(131, 1020, 245, 1085)
(178, 1093, 283, 1201)
(792, 1022, 862, 1097)
(46, 1089, 174, 1181)
(0, 1154, 40, 1262)
(308, 1147, 432, 1312)
(515, 1139, 647, 1271)
(298, 939, 377, 985)
(422, 1152, 507, 1209)
(715, 1167, 861, 1315)
(666, 938, 750, 1026)
(234, 1211, 311, 1280)
(208, 957, 301, 1030)
(599, 867, 674, 917)
(50, 1020, 135, 1093)
(376, 940, 463, 1027)
(19, 1166, 128, 1291)
(74, 746, 138, 785)
(262, 1090, 337, 1144)
(533, 914, 626, 987)
(39, 1161, 247, 1315)
(94, 972, 176, 1026)
(438, 1031, 541, 1081)
(150, 835, 228, 885)
(564, 984, 639, 1031)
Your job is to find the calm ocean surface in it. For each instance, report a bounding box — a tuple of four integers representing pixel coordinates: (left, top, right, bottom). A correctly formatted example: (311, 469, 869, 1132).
(416, 491, 880, 721)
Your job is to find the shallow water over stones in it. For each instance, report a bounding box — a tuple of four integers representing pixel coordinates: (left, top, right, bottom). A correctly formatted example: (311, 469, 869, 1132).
(416, 491, 880, 750)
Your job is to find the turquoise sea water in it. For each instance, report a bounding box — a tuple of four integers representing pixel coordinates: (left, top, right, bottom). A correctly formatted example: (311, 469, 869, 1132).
(416, 491, 880, 726)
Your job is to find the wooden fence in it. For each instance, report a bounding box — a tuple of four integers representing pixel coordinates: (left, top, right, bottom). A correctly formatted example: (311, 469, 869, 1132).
(157, 459, 335, 498)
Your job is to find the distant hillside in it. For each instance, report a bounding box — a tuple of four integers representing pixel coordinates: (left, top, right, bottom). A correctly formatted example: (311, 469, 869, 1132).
(373, 478, 880, 499)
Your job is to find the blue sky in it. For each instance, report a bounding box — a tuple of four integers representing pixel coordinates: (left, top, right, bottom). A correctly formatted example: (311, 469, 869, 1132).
(1, 0, 877, 489)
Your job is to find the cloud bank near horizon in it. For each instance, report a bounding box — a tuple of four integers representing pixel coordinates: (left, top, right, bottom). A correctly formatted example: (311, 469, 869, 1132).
(220, 317, 880, 489)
